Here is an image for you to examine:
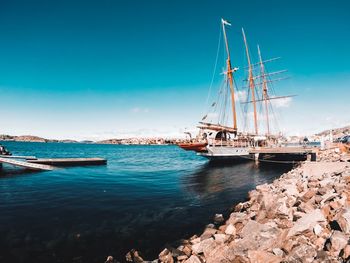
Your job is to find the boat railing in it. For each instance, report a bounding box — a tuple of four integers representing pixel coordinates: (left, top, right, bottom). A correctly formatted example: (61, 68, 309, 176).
(210, 140, 251, 148)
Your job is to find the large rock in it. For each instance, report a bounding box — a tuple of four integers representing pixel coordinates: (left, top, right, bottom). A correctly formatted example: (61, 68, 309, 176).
(213, 233, 228, 244)
(247, 250, 282, 263)
(158, 248, 174, 263)
(184, 255, 201, 263)
(287, 243, 317, 263)
(287, 209, 326, 237)
(191, 237, 216, 257)
(206, 244, 250, 263)
(330, 230, 348, 254)
(200, 227, 217, 241)
(334, 208, 350, 234)
(342, 244, 350, 260)
(224, 224, 236, 235)
(236, 220, 283, 251)
(283, 183, 300, 197)
(275, 199, 292, 219)
(300, 189, 316, 202)
(320, 191, 338, 206)
(126, 249, 144, 263)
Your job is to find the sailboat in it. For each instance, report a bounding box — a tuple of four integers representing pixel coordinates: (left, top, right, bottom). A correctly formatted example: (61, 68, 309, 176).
(178, 18, 295, 162)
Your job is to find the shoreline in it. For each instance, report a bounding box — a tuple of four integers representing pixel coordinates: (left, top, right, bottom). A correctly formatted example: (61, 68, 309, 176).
(125, 147, 350, 263)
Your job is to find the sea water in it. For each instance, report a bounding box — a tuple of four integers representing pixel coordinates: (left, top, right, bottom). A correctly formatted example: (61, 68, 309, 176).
(0, 142, 293, 262)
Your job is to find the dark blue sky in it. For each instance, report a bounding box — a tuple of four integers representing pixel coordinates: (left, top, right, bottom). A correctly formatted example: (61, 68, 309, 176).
(0, 0, 349, 139)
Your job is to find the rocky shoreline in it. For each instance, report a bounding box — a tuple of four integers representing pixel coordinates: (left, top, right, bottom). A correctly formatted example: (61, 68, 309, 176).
(123, 147, 350, 263)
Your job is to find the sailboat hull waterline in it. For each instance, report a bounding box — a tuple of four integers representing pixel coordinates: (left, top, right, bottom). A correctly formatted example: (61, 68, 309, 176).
(198, 146, 254, 163)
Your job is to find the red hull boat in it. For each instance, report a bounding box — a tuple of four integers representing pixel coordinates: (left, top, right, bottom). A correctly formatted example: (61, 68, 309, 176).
(177, 142, 207, 152)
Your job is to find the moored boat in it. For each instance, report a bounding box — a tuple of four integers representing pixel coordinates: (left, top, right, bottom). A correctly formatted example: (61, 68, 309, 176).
(178, 18, 295, 163)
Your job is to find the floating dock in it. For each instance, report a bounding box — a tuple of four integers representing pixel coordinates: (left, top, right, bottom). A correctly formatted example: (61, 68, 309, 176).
(0, 155, 107, 171)
(0, 157, 55, 171)
(27, 157, 107, 166)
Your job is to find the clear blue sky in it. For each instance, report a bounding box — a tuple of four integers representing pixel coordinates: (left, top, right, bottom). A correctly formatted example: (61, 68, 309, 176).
(0, 0, 349, 139)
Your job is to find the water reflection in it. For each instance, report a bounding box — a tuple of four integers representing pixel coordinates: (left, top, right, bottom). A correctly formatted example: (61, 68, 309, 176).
(0, 165, 39, 177)
(184, 161, 294, 199)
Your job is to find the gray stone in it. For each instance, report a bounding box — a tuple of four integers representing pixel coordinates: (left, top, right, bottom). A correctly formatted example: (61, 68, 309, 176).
(213, 213, 224, 224)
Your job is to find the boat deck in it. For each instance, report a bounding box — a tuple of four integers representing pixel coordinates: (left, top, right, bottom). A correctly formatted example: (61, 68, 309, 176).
(249, 146, 318, 154)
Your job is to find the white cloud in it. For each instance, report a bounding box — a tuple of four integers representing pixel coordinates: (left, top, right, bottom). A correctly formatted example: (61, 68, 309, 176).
(130, 107, 150, 113)
(271, 97, 292, 108)
(236, 90, 247, 102)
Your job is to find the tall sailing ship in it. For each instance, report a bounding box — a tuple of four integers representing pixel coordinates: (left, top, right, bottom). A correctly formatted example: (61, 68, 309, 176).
(178, 18, 295, 162)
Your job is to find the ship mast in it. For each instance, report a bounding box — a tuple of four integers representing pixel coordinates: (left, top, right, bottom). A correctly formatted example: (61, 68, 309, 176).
(257, 45, 270, 135)
(242, 28, 258, 135)
(221, 18, 238, 132)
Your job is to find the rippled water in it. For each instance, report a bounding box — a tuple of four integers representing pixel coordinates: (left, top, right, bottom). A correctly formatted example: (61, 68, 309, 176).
(0, 142, 293, 263)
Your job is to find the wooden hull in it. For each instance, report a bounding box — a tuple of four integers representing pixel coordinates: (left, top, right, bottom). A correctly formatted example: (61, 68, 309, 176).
(178, 142, 207, 152)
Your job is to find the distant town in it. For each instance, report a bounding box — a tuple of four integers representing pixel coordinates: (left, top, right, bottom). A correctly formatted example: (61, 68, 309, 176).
(1, 125, 349, 145)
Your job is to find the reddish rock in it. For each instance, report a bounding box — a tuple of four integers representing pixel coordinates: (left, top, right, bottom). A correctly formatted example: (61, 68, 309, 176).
(301, 190, 316, 202)
(224, 224, 236, 235)
(184, 255, 201, 263)
(191, 237, 216, 257)
(334, 208, 350, 234)
(158, 248, 174, 263)
(287, 243, 317, 262)
(288, 209, 326, 237)
(200, 227, 217, 241)
(342, 244, 350, 260)
(247, 250, 282, 263)
(182, 246, 192, 257)
(330, 230, 348, 255)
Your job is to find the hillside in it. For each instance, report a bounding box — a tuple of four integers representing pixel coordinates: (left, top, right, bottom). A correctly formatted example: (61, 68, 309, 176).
(0, 134, 78, 143)
(316, 125, 350, 137)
